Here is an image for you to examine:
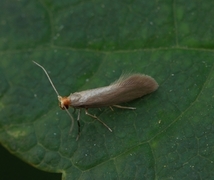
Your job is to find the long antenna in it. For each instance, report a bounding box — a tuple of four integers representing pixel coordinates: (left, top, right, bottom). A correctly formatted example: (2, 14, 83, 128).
(33, 61, 74, 133)
(33, 61, 60, 97)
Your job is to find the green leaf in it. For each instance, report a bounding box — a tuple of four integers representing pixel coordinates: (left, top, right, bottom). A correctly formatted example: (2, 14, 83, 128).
(1, 0, 214, 180)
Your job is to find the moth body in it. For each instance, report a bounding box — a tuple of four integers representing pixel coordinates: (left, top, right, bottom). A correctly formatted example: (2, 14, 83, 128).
(59, 74, 158, 109)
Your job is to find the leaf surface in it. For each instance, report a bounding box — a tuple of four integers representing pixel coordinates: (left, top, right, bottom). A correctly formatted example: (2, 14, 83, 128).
(0, 0, 214, 179)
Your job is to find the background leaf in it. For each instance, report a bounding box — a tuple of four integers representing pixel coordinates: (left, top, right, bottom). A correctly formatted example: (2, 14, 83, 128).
(1, 0, 214, 180)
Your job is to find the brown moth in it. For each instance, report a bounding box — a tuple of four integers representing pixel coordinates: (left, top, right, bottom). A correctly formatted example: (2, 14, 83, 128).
(33, 61, 158, 140)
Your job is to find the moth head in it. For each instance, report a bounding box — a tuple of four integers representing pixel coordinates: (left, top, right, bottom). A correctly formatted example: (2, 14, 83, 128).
(58, 96, 71, 110)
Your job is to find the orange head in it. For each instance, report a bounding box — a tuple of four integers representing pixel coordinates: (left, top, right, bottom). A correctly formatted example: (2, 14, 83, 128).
(58, 96, 71, 110)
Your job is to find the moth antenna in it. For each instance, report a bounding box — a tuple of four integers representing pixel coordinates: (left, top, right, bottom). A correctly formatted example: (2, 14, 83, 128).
(64, 108, 74, 133)
(32, 61, 60, 97)
(33, 61, 74, 133)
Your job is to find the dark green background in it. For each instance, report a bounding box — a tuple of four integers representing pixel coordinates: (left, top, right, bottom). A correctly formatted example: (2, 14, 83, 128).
(1, 0, 214, 180)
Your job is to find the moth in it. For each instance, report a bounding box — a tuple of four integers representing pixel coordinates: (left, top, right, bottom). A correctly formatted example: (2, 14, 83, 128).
(33, 61, 158, 140)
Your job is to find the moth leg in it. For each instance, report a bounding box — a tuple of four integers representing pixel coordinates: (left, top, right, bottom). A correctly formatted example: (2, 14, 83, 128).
(72, 108, 76, 113)
(113, 105, 136, 110)
(85, 109, 112, 132)
(109, 106, 114, 111)
(76, 109, 81, 141)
